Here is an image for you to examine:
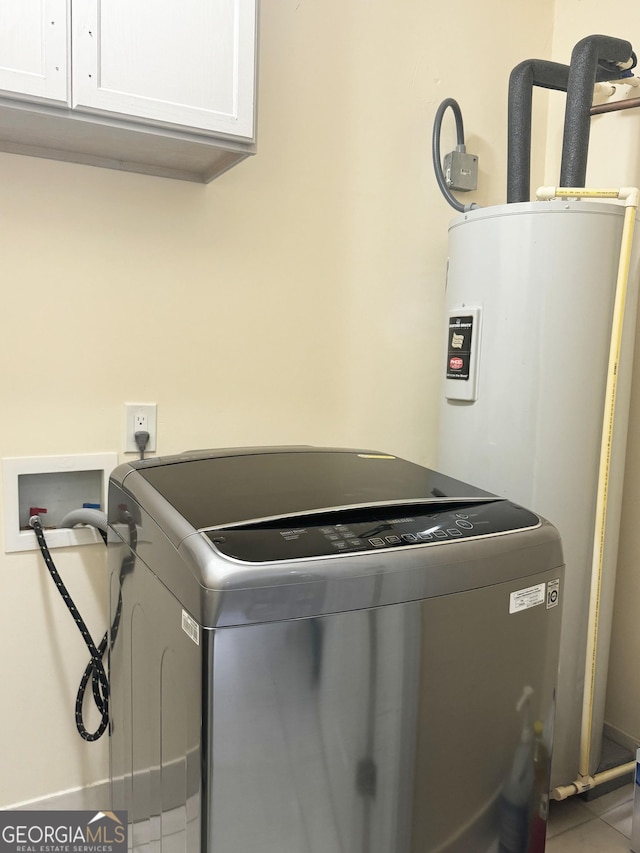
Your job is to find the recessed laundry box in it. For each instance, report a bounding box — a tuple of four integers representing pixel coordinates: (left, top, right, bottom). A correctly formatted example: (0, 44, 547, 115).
(107, 446, 563, 853)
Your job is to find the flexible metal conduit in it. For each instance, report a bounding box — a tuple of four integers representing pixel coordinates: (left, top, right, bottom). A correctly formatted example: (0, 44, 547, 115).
(432, 98, 478, 213)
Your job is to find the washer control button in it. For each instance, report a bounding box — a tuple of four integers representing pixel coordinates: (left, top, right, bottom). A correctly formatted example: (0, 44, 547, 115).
(369, 537, 385, 547)
(418, 532, 433, 540)
(402, 533, 418, 542)
(433, 530, 447, 539)
(447, 528, 463, 537)
(385, 535, 401, 544)
(456, 520, 474, 530)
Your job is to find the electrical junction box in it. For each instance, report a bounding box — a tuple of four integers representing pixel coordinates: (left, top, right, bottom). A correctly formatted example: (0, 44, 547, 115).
(444, 150, 478, 192)
(2, 453, 117, 552)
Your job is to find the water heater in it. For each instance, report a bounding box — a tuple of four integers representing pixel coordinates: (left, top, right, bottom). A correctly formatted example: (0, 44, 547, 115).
(437, 199, 640, 789)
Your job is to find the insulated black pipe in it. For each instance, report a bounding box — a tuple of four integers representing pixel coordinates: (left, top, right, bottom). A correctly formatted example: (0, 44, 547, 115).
(507, 60, 571, 204)
(560, 35, 633, 188)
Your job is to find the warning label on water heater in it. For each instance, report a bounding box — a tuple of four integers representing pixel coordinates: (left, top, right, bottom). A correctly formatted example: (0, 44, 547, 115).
(509, 582, 546, 614)
(447, 315, 473, 380)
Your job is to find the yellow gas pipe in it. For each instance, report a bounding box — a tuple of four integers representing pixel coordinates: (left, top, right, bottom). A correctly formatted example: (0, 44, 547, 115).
(536, 186, 639, 800)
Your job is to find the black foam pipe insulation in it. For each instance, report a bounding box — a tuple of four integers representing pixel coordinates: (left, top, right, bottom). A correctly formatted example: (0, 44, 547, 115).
(507, 35, 633, 204)
(507, 60, 571, 205)
(560, 35, 633, 189)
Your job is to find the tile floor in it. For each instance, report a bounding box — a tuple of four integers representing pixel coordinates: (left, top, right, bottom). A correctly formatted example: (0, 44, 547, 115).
(546, 782, 635, 851)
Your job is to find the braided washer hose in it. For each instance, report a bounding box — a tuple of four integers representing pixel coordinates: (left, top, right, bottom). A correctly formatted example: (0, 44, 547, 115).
(30, 514, 121, 742)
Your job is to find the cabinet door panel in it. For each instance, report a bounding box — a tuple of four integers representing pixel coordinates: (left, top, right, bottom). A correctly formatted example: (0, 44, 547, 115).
(72, 0, 256, 140)
(0, 0, 69, 103)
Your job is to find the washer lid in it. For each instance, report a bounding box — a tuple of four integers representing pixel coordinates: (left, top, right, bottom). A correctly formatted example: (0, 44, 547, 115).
(131, 447, 495, 530)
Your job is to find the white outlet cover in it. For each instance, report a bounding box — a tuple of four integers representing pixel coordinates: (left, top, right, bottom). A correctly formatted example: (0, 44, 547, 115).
(124, 403, 157, 453)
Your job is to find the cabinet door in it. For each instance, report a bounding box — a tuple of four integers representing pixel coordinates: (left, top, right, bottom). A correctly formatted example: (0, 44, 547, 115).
(72, 0, 256, 140)
(0, 0, 69, 103)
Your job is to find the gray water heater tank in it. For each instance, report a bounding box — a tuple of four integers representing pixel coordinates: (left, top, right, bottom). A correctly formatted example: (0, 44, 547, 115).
(437, 200, 640, 789)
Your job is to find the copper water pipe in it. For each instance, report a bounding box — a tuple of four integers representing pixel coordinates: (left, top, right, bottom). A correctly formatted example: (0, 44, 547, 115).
(591, 96, 640, 115)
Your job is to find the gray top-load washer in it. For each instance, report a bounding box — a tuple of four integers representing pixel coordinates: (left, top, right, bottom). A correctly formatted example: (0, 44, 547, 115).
(108, 446, 564, 853)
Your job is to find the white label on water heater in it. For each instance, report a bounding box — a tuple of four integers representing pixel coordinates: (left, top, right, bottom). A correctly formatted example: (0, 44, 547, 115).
(182, 609, 200, 645)
(509, 582, 546, 614)
(445, 305, 482, 402)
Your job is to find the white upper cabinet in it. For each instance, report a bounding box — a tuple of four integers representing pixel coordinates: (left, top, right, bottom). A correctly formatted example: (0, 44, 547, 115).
(0, 0, 257, 181)
(72, 0, 256, 139)
(0, 0, 69, 103)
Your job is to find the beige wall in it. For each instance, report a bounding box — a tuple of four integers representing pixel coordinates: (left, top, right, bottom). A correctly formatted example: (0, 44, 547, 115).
(0, 0, 557, 806)
(544, 4, 640, 748)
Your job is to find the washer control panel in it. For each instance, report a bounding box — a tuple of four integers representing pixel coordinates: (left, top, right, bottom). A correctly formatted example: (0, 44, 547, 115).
(204, 500, 539, 563)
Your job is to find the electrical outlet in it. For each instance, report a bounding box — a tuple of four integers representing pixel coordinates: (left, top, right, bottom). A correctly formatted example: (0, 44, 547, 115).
(125, 403, 157, 454)
(134, 412, 147, 432)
